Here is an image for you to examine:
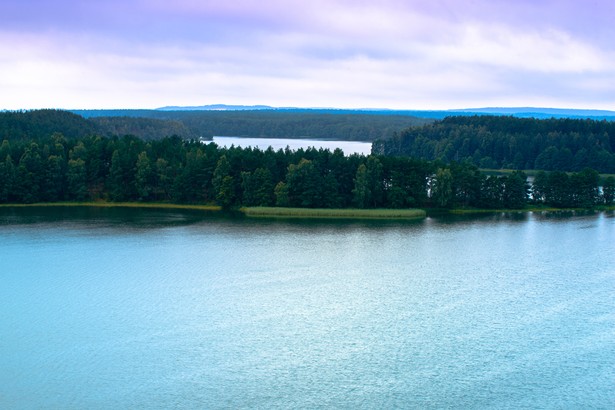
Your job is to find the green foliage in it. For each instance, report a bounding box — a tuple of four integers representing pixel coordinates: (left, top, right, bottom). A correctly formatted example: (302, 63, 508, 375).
(0, 109, 434, 144)
(91, 117, 197, 140)
(431, 168, 453, 207)
(242, 168, 275, 206)
(375, 115, 615, 173)
(0, 155, 15, 202)
(286, 158, 321, 208)
(274, 182, 289, 207)
(0, 131, 608, 211)
(85, 110, 431, 141)
(67, 159, 88, 201)
(135, 151, 154, 201)
(352, 164, 370, 208)
(0, 110, 98, 141)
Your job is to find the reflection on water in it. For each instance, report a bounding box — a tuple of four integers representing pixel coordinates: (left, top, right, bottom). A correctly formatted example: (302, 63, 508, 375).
(0, 207, 613, 409)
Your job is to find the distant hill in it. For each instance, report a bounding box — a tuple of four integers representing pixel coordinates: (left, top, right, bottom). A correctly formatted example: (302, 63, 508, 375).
(0, 109, 98, 140)
(157, 104, 274, 111)
(90, 117, 198, 140)
(4, 106, 613, 145)
(450, 107, 615, 119)
(74, 109, 434, 141)
(0, 109, 432, 142)
(152, 104, 615, 120)
(0, 110, 197, 141)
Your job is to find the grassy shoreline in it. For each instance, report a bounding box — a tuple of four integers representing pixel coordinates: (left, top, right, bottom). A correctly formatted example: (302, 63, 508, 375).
(240, 207, 427, 220)
(1, 202, 612, 219)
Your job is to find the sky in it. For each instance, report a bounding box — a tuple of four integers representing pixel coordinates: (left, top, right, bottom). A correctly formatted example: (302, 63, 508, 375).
(1, 0, 614, 110)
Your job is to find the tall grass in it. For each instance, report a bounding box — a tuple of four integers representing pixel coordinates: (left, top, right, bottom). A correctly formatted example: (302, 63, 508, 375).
(241, 207, 426, 219)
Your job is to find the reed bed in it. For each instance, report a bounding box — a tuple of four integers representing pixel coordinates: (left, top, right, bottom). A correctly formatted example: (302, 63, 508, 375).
(241, 207, 426, 219)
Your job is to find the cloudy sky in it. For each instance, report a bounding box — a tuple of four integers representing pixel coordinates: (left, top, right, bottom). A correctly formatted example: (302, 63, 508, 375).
(1, 0, 614, 110)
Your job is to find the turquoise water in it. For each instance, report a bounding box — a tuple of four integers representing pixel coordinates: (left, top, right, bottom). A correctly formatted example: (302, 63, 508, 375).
(1, 208, 614, 409)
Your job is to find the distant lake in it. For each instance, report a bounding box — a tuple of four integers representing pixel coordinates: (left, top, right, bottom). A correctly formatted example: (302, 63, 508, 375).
(212, 136, 372, 155)
(1, 207, 614, 408)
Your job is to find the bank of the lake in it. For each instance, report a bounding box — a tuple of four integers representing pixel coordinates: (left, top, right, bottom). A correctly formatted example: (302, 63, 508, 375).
(0, 203, 426, 220)
(0, 202, 222, 212)
(2, 202, 614, 220)
(240, 206, 426, 220)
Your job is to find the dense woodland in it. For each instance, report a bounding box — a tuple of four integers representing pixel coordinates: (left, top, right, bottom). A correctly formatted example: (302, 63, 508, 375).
(5, 110, 615, 174)
(0, 110, 197, 141)
(74, 109, 433, 141)
(2, 108, 431, 142)
(0, 134, 613, 209)
(373, 115, 615, 173)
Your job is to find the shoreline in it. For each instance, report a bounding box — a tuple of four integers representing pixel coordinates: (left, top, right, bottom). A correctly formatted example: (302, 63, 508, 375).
(240, 207, 427, 220)
(0, 202, 613, 219)
(0, 202, 222, 212)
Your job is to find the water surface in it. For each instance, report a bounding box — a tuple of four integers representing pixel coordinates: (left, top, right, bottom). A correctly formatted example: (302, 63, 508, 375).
(212, 136, 372, 156)
(1, 208, 613, 409)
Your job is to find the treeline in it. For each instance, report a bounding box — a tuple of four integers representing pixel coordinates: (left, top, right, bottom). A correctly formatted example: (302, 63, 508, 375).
(1, 134, 613, 209)
(90, 117, 197, 140)
(373, 115, 615, 173)
(0, 109, 197, 141)
(0, 109, 98, 140)
(2, 109, 433, 142)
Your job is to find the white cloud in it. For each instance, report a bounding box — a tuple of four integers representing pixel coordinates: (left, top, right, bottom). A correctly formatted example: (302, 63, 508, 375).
(426, 24, 612, 73)
(1, 1, 615, 111)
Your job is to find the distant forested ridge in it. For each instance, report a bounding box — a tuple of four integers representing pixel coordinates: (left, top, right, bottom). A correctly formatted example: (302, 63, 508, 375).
(0, 109, 196, 141)
(74, 109, 433, 141)
(1, 109, 432, 142)
(0, 109, 99, 140)
(89, 117, 197, 140)
(0, 134, 612, 209)
(373, 116, 615, 173)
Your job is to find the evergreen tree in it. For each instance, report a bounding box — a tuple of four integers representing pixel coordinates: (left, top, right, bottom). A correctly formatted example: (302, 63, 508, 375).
(286, 158, 321, 208)
(66, 159, 88, 201)
(502, 171, 528, 209)
(216, 176, 235, 208)
(108, 150, 125, 201)
(213, 155, 233, 206)
(135, 151, 153, 201)
(352, 164, 371, 208)
(15, 143, 43, 203)
(43, 155, 65, 201)
(0, 155, 15, 202)
(274, 181, 289, 207)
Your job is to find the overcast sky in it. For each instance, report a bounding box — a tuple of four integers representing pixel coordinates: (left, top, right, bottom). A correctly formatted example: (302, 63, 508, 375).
(1, 0, 614, 110)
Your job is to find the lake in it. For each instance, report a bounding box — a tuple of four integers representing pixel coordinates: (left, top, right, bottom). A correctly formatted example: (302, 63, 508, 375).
(1, 207, 614, 409)
(212, 136, 373, 156)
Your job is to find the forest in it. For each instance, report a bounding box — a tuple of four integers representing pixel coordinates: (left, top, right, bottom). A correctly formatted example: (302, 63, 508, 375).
(0, 109, 197, 141)
(1, 108, 432, 142)
(74, 109, 433, 141)
(373, 115, 615, 173)
(1, 133, 613, 210)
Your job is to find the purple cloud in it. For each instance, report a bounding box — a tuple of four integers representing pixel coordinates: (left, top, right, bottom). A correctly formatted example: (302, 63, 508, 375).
(1, 0, 614, 109)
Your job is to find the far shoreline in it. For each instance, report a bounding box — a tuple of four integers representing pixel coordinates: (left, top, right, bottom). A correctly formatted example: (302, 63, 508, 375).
(0, 202, 613, 219)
